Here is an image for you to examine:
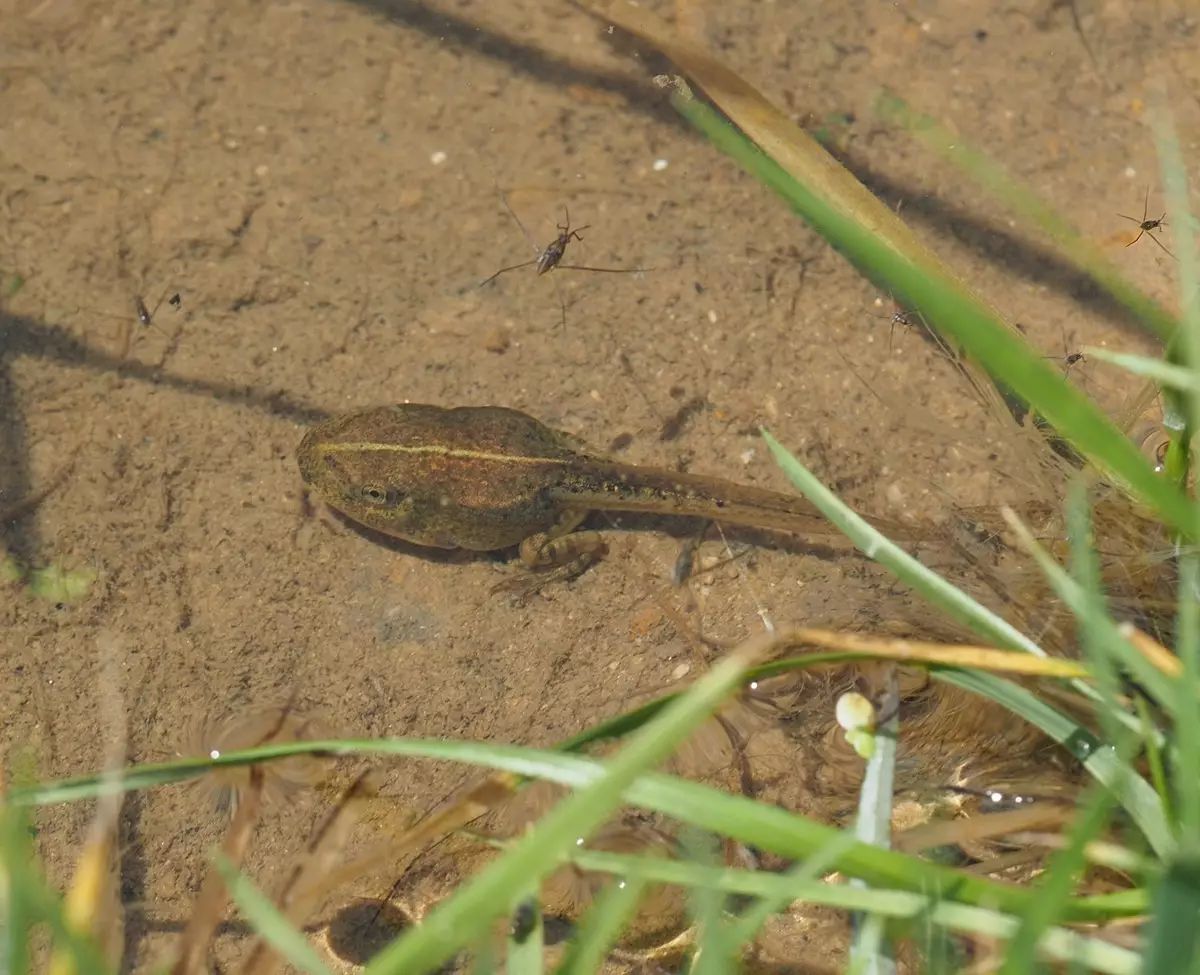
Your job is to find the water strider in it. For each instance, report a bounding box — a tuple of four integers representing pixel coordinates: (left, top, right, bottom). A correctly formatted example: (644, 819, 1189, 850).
(297, 404, 917, 584)
(479, 196, 651, 328)
(1117, 188, 1172, 258)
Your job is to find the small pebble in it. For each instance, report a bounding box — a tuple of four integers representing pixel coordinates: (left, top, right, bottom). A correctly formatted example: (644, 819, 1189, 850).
(430, 150, 447, 165)
(483, 327, 510, 354)
(671, 662, 691, 680)
(653, 158, 669, 171)
(397, 186, 423, 208)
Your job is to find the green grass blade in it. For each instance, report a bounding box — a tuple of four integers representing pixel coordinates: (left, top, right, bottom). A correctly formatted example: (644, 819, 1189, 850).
(566, 850, 1140, 975)
(1000, 489, 1133, 971)
(552, 878, 646, 975)
(360, 643, 759, 975)
(849, 675, 899, 974)
(1135, 694, 1175, 825)
(1083, 348, 1200, 394)
(1002, 507, 1177, 711)
(726, 833, 859, 946)
(682, 830, 739, 975)
(936, 668, 1171, 857)
(506, 896, 544, 975)
(1153, 106, 1200, 475)
(8, 735, 1150, 919)
(1144, 853, 1200, 975)
(874, 92, 1179, 343)
(2, 800, 35, 975)
(1153, 108, 1200, 842)
(760, 429, 1045, 655)
(0, 800, 114, 975)
(213, 854, 333, 975)
(671, 92, 1195, 537)
(1175, 554, 1200, 839)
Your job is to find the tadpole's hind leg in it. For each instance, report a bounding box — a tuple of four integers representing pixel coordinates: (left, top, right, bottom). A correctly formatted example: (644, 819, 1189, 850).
(489, 509, 607, 598)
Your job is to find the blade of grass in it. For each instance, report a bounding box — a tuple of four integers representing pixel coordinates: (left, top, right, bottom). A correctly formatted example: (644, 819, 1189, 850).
(213, 854, 332, 975)
(682, 830, 736, 975)
(726, 832, 860, 946)
(761, 430, 1152, 744)
(2, 795, 36, 975)
(760, 428, 1046, 656)
(358, 635, 764, 975)
(566, 849, 1141, 975)
(936, 667, 1171, 857)
(13, 640, 1089, 810)
(506, 895, 544, 975)
(599, 0, 1173, 508)
(1175, 555, 1200, 840)
(1144, 853, 1200, 975)
(657, 76, 1197, 539)
(849, 670, 899, 975)
(593, 33, 1188, 531)
(874, 92, 1179, 343)
(1152, 107, 1200, 843)
(1000, 505, 1177, 712)
(878, 91, 1195, 485)
(0, 798, 114, 975)
(1083, 347, 1200, 394)
(1135, 693, 1175, 825)
(9, 735, 1142, 919)
(999, 490, 1128, 973)
(552, 877, 647, 975)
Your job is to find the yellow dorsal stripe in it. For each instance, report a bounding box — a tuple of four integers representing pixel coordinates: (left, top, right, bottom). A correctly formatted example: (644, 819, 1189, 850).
(318, 441, 571, 467)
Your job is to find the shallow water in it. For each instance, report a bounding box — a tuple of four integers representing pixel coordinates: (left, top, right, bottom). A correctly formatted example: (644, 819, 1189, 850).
(1, 0, 1193, 969)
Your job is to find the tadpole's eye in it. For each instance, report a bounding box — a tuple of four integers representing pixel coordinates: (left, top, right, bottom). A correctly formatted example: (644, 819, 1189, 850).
(355, 485, 399, 506)
(1133, 421, 1171, 473)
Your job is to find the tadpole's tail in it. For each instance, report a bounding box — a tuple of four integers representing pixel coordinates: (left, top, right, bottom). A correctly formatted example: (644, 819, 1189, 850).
(551, 461, 922, 544)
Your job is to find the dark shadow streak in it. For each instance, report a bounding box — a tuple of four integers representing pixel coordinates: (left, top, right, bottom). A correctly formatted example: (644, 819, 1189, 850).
(119, 789, 148, 966)
(342, 0, 679, 129)
(1, 313, 330, 426)
(0, 311, 329, 565)
(835, 146, 1157, 339)
(0, 355, 36, 564)
(342, 0, 1155, 337)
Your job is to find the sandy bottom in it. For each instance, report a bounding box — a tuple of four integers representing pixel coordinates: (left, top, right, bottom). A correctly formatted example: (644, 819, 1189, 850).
(1, 0, 1194, 969)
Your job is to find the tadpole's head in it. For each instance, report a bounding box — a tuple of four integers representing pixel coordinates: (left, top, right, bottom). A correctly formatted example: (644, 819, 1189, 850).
(297, 409, 445, 546)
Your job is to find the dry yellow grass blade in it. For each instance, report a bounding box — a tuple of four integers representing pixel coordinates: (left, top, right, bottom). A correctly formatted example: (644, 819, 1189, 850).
(240, 771, 380, 975)
(578, 0, 929, 257)
(578, 3, 1016, 299)
(48, 630, 130, 975)
(172, 769, 263, 975)
(46, 787, 123, 975)
(300, 772, 521, 902)
(1119, 622, 1182, 678)
(896, 803, 1073, 855)
(767, 626, 1088, 679)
